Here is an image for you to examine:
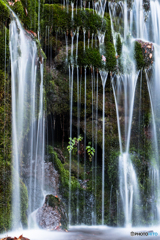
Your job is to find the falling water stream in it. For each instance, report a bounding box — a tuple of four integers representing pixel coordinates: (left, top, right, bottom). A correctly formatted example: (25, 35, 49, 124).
(109, 0, 160, 225)
(3, 0, 160, 238)
(99, 71, 108, 225)
(9, 12, 45, 228)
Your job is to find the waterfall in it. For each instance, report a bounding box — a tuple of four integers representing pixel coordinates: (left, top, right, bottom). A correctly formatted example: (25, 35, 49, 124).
(146, 70, 160, 223)
(76, 27, 79, 62)
(95, 0, 107, 18)
(71, 2, 74, 21)
(65, 31, 68, 63)
(99, 71, 108, 225)
(112, 73, 140, 227)
(83, 66, 87, 223)
(109, 0, 141, 226)
(69, 65, 74, 224)
(6, 0, 160, 231)
(109, 0, 160, 226)
(94, 71, 99, 225)
(9, 14, 45, 228)
(76, 65, 80, 224)
(91, 68, 95, 225)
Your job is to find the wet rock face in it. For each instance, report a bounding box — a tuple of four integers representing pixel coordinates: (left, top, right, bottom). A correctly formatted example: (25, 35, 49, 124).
(44, 161, 59, 195)
(134, 40, 154, 70)
(36, 194, 68, 230)
(22, 155, 59, 212)
(36, 204, 61, 230)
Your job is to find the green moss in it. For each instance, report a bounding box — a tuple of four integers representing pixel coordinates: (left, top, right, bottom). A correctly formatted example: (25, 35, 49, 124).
(103, 14, 116, 72)
(47, 146, 81, 196)
(11, 1, 25, 23)
(0, 164, 28, 231)
(19, 0, 39, 31)
(0, 162, 12, 232)
(20, 180, 28, 228)
(47, 146, 95, 224)
(0, 0, 10, 22)
(104, 13, 113, 43)
(104, 41, 116, 72)
(46, 194, 59, 208)
(116, 34, 122, 56)
(0, 16, 12, 232)
(41, 4, 107, 33)
(134, 41, 145, 70)
(75, 41, 102, 68)
(0, 24, 9, 68)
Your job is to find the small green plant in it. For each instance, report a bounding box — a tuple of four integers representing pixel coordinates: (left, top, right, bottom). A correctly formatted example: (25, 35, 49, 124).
(67, 135, 83, 154)
(86, 145, 95, 162)
(67, 136, 95, 162)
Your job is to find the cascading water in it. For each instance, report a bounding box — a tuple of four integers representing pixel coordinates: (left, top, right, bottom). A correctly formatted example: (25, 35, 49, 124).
(94, 71, 99, 225)
(112, 72, 140, 227)
(96, 0, 108, 225)
(109, 0, 141, 226)
(76, 65, 80, 224)
(69, 65, 74, 224)
(95, 0, 107, 18)
(109, 0, 160, 226)
(4, 0, 160, 235)
(9, 13, 45, 228)
(91, 68, 96, 225)
(99, 70, 108, 225)
(83, 66, 87, 223)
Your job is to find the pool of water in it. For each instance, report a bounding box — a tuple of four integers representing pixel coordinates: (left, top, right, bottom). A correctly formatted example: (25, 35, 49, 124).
(0, 226, 159, 240)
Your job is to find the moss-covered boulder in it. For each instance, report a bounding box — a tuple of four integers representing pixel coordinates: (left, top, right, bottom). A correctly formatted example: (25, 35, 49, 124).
(116, 33, 122, 56)
(103, 14, 116, 72)
(11, 1, 25, 23)
(0, 0, 10, 23)
(36, 194, 68, 230)
(47, 146, 81, 196)
(41, 4, 107, 33)
(134, 40, 154, 70)
(76, 41, 102, 68)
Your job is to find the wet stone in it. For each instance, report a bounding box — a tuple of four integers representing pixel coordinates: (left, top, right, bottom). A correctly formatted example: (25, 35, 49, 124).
(36, 194, 68, 230)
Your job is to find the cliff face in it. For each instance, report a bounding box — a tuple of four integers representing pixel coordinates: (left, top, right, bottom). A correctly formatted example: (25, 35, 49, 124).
(0, 0, 155, 230)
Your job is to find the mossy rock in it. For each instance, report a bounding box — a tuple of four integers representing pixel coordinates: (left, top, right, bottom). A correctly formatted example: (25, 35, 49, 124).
(116, 33, 122, 56)
(134, 41, 145, 70)
(135, 40, 154, 70)
(0, 0, 10, 23)
(0, 24, 10, 69)
(45, 194, 68, 229)
(46, 146, 95, 225)
(103, 14, 117, 72)
(11, 1, 25, 23)
(41, 4, 107, 33)
(18, 0, 40, 31)
(104, 41, 116, 72)
(75, 41, 102, 68)
(47, 145, 81, 196)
